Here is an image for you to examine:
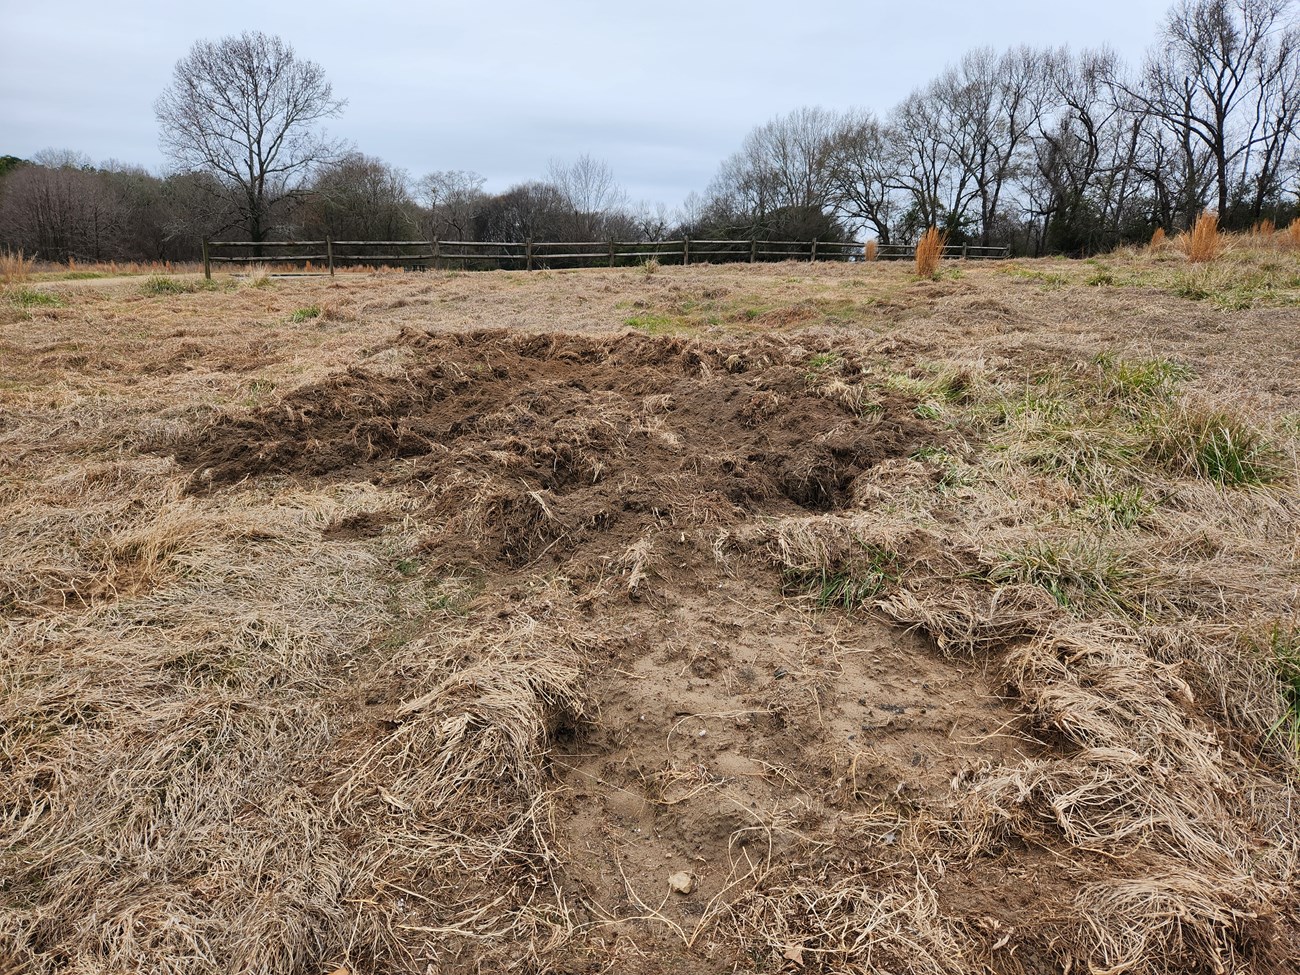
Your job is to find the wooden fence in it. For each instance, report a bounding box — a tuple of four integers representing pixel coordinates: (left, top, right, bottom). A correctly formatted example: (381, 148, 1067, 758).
(201, 237, 1009, 278)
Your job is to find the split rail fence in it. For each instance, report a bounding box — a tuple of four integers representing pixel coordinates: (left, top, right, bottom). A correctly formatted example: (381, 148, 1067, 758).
(202, 237, 1009, 278)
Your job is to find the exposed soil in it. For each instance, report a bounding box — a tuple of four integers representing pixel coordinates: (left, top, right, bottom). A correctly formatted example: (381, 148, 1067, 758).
(167, 329, 1041, 970)
(174, 329, 935, 565)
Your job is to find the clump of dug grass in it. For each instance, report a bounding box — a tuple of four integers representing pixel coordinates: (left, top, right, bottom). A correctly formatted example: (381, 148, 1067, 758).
(914, 227, 946, 278)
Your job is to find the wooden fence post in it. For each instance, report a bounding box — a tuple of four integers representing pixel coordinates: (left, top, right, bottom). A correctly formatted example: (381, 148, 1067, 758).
(683, 237, 690, 266)
(810, 240, 818, 263)
(432, 238, 441, 270)
(526, 239, 533, 271)
(961, 242, 968, 260)
(202, 240, 211, 280)
(326, 238, 334, 278)
(750, 239, 757, 263)
(609, 239, 615, 268)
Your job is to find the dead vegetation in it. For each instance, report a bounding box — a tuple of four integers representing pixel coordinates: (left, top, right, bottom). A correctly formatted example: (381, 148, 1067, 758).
(2, 247, 1299, 974)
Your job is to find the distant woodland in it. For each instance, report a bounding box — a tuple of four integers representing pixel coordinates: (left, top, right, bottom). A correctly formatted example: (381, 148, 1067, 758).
(3, 0, 1298, 262)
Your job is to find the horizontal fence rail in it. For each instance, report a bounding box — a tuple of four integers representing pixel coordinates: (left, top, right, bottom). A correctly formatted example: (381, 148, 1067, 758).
(201, 237, 1009, 277)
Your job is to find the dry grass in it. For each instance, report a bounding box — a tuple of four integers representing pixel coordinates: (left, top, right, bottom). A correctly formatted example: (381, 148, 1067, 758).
(1, 248, 36, 284)
(864, 239, 879, 262)
(1149, 226, 1168, 251)
(1185, 212, 1222, 263)
(915, 227, 946, 278)
(2, 251, 1299, 973)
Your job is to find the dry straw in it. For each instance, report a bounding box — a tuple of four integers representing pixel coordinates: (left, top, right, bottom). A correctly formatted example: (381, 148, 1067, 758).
(1148, 227, 1168, 251)
(914, 227, 946, 278)
(864, 240, 879, 262)
(2, 257, 1299, 974)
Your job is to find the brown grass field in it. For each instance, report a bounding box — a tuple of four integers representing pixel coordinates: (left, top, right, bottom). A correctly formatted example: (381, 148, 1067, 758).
(2, 241, 1299, 974)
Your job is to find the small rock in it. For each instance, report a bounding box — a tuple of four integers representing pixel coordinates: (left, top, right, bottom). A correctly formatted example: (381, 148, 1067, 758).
(668, 871, 695, 895)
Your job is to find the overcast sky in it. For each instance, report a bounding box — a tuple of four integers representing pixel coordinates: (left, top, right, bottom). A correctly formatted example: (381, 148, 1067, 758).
(2, 0, 1174, 212)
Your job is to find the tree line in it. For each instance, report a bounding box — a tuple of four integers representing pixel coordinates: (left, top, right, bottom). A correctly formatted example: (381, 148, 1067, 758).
(2, 0, 1297, 264)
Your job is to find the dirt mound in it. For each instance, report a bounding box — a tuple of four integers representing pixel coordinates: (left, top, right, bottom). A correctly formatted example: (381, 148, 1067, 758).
(175, 330, 934, 567)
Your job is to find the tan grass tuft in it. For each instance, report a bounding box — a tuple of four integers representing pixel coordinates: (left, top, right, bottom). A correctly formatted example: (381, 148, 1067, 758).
(1148, 227, 1167, 252)
(864, 239, 879, 262)
(915, 227, 946, 278)
(1, 248, 36, 284)
(1288, 217, 1300, 249)
(1185, 212, 1221, 263)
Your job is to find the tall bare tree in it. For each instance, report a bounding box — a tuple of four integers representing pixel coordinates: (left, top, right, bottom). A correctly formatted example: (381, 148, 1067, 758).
(416, 170, 487, 241)
(155, 31, 346, 246)
(825, 110, 900, 243)
(546, 155, 630, 240)
(1129, 0, 1299, 223)
(704, 107, 843, 239)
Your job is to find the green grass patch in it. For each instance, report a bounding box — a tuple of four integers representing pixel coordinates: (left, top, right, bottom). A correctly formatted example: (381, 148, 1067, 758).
(807, 352, 843, 371)
(782, 547, 899, 610)
(1169, 263, 1300, 310)
(1094, 353, 1192, 402)
(1248, 623, 1300, 756)
(141, 276, 215, 296)
(1147, 406, 1284, 486)
(885, 366, 974, 405)
(1080, 486, 1154, 529)
(290, 305, 322, 323)
(988, 538, 1141, 617)
(4, 287, 62, 308)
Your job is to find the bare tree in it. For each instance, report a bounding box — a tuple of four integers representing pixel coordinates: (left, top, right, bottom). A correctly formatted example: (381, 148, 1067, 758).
(0, 152, 124, 262)
(889, 86, 976, 239)
(473, 182, 568, 242)
(546, 155, 629, 240)
(416, 170, 487, 240)
(1128, 0, 1299, 223)
(826, 109, 900, 243)
(154, 31, 346, 246)
(306, 153, 419, 241)
(703, 107, 843, 239)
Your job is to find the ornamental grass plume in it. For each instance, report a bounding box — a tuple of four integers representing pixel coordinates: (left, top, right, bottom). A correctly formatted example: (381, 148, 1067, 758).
(1185, 213, 1220, 263)
(914, 227, 946, 278)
